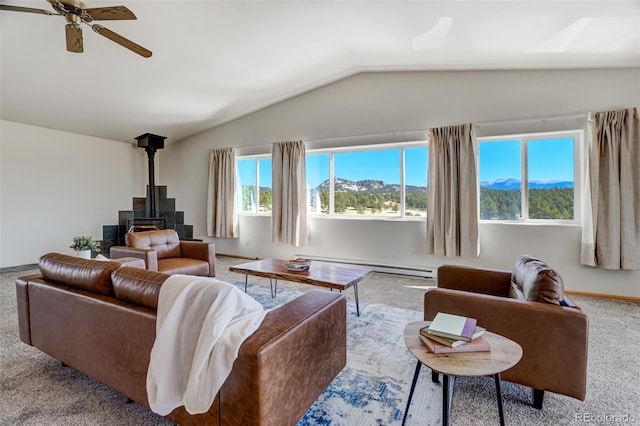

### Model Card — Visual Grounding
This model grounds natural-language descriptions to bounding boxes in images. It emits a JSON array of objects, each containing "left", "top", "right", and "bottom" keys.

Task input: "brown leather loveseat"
[
  {"left": 16, "top": 253, "right": 347, "bottom": 425},
  {"left": 110, "top": 229, "right": 216, "bottom": 276},
  {"left": 424, "top": 255, "right": 589, "bottom": 409}
]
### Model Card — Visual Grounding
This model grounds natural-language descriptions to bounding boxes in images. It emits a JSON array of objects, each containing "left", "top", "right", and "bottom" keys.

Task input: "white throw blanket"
[{"left": 146, "top": 274, "right": 266, "bottom": 415}]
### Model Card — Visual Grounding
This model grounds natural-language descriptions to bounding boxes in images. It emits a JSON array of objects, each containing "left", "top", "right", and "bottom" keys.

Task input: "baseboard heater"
[{"left": 294, "top": 255, "right": 435, "bottom": 279}]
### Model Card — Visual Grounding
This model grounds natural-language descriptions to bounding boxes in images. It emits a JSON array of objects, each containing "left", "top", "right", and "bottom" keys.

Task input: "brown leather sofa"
[
  {"left": 16, "top": 253, "right": 347, "bottom": 426},
  {"left": 424, "top": 257, "right": 589, "bottom": 409},
  {"left": 110, "top": 229, "right": 216, "bottom": 276}
]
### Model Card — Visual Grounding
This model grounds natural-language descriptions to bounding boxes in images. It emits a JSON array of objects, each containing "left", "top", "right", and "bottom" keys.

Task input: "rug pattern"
[{"left": 235, "top": 282, "right": 440, "bottom": 426}]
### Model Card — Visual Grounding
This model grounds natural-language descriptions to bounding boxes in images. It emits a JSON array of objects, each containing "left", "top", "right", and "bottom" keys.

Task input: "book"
[
  {"left": 419, "top": 327, "right": 467, "bottom": 348},
  {"left": 425, "top": 323, "right": 485, "bottom": 343},
  {"left": 420, "top": 334, "right": 491, "bottom": 354},
  {"left": 426, "top": 312, "right": 479, "bottom": 342}
]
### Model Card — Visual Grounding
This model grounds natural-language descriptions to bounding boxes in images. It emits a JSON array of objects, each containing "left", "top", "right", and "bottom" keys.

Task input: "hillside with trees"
[{"left": 241, "top": 178, "right": 573, "bottom": 219}]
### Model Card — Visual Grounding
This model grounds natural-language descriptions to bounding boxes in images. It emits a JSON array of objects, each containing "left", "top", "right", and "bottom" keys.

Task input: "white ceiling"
[{"left": 1, "top": 0, "right": 639, "bottom": 143}]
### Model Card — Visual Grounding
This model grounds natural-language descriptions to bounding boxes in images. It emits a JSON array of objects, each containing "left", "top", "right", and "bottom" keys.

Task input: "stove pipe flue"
[{"left": 135, "top": 133, "right": 167, "bottom": 219}]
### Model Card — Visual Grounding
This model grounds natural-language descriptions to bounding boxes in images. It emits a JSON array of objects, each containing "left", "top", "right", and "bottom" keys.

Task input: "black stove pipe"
[{"left": 135, "top": 133, "right": 167, "bottom": 218}]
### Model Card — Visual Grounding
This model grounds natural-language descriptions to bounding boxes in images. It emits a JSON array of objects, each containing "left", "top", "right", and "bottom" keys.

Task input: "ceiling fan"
[{"left": 0, "top": 0, "right": 152, "bottom": 57}]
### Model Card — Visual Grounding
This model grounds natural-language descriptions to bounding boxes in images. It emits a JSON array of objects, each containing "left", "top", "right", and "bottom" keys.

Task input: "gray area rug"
[{"left": 1, "top": 267, "right": 639, "bottom": 425}]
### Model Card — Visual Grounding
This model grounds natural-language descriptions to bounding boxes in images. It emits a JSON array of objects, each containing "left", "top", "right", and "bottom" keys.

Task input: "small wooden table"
[
  {"left": 229, "top": 258, "right": 373, "bottom": 316},
  {"left": 402, "top": 321, "right": 522, "bottom": 426}
]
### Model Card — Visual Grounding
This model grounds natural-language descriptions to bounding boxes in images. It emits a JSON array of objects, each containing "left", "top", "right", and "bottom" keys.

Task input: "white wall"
[
  {"left": 163, "top": 69, "right": 640, "bottom": 298},
  {"left": 0, "top": 120, "right": 148, "bottom": 267}
]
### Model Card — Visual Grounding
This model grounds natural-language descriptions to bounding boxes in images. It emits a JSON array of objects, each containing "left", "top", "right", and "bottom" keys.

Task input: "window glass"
[
  {"left": 237, "top": 158, "right": 257, "bottom": 213},
  {"left": 306, "top": 153, "right": 330, "bottom": 215},
  {"left": 479, "top": 140, "right": 521, "bottom": 220},
  {"left": 404, "top": 147, "right": 428, "bottom": 217},
  {"left": 333, "top": 149, "right": 401, "bottom": 216},
  {"left": 237, "top": 143, "right": 428, "bottom": 219},
  {"left": 527, "top": 137, "right": 574, "bottom": 219},
  {"left": 258, "top": 158, "right": 272, "bottom": 213}
]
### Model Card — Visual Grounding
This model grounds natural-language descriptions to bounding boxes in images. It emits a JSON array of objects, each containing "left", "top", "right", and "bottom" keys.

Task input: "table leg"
[
  {"left": 354, "top": 282, "right": 360, "bottom": 317},
  {"left": 494, "top": 373, "right": 505, "bottom": 426},
  {"left": 402, "top": 361, "right": 422, "bottom": 426},
  {"left": 244, "top": 275, "right": 248, "bottom": 293},
  {"left": 269, "top": 278, "right": 278, "bottom": 298},
  {"left": 442, "top": 374, "right": 453, "bottom": 426}
]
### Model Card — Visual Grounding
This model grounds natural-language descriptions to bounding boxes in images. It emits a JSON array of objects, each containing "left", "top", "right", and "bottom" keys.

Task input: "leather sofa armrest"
[
  {"left": 180, "top": 241, "right": 216, "bottom": 277},
  {"left": 424, "top": 288, "right": 589, "bottom": 401},
  {"left": 437, "top": 264, "right": 512, "bottom": 297},
  {"left": 110, "top": 246, "right": 158, "bottom": 271},
  {"left": 15, "top": 274, "right": 42, "bottom": 345},
  {"left": 219, "top": 291, "right": 347, "bottom": 426}
]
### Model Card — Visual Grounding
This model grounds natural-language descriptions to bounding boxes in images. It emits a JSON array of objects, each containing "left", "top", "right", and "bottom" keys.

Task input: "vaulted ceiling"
[{"left": 1, "top": 0, "right": 638, "bottom": 143}]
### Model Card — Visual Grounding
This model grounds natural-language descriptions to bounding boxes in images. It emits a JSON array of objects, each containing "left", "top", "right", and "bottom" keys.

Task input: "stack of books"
[
  {"left": 285, "top": 258, "right": 311, "bottom": 272},
  {"left": 419, "top": 312, "right": 490, "bottom": 354}
]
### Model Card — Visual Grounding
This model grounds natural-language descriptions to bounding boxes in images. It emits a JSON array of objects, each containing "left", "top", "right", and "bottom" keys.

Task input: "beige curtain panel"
[
  {"left": 271, "top": 140, "right": 309, "bottom": 246},
  {"left": 426, "top": 123, "right": 479, "bottom": 258},
  {"left": 581, "top": 107, "right": 640, "bottom": 270},
  {"left": 206, "top": 147, "right": 238, "bottom": 238}
]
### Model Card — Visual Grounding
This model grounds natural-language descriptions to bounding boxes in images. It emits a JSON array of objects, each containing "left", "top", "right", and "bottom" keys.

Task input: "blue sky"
[
  {"left": 307, "top": 148, "right": 428, "bottom": 188},
  {"left": 480, "top": 137, "right": 574, "bottom": 182}
]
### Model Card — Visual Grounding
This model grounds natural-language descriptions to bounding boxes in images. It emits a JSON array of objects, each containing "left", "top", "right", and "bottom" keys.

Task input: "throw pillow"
[
  {"left": 508, "top": 282, "right": 527, "bottom": 301},
  {"left": 511, "top": 255, "right": 566, "bottom": 305}
]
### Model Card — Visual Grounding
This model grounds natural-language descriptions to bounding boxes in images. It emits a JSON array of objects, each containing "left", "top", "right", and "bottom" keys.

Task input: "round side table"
[{"left": 402, "top": 321, "right": 523, "bottom": 426}]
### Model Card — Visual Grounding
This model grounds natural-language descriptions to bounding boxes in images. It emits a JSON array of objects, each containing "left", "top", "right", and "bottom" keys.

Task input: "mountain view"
[
  {"left": 242, "top": 177, "right": 574, "bottom": 219},
  {"left": 480, "top": 179, "right": 574, "bottom": 220},
  {"left": 480, "top": 178, "right": 573, "bottom": 189}
]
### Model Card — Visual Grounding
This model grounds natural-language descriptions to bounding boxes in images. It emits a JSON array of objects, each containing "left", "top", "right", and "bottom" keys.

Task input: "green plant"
[{"left": 69, "top": 235, "right": 99, "bottom": 252}]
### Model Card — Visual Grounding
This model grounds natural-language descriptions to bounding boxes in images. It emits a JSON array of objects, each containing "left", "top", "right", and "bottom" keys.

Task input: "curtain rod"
[
  {"left": 235, "top": 113, "right": 588, "bottom": 150},
  {"left": 474, "top": 113, "right": 588, "bottom": 127},
  {"left": 235, "top": 129, "right": 428, "bottom": 151}
]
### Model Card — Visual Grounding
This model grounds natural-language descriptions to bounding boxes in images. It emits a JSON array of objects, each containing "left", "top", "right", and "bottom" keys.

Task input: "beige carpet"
[{"left": 1, "top": 256, "right": 639, "bottom": 425}]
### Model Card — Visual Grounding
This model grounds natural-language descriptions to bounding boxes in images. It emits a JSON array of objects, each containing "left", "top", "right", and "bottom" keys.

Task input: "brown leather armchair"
[
  {"left": 110, "top": 229, "right": 215, "bottom": 276},
  {"left": 424, "top": 260, "right": 588, "bottom": 409}
]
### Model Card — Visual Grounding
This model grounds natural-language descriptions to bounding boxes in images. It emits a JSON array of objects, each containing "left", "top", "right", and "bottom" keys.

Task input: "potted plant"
[{"left": 69, "top": 235, "right": 100, "bottom": 259}]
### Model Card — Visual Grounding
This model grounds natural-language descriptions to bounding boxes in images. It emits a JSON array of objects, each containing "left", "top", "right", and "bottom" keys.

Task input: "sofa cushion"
[
  {"left": 39, "top": 253, "right": 120, "bottom": 296},
  {"left": 126, "top": 229, "right": 181, "bottom": 260},
  {"left": 511, "top": 255, "right": 566, "bottom": 305},
  {"left": 111, "top": 266, "right": 168, "bottom": 310}
]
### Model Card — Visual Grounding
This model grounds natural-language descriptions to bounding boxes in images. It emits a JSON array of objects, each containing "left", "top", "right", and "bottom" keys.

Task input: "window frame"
[
  {"left": 236, "top": 140, "right": 428, "bottom": 220},
  {"left": 477, "top": 129, "right": 583, "bottom": 225},
  {"left": 307, "top": 141, "right": 427, "bottom": 220},
  {"left": 236, "top": 154, "right": 272, "bottom": 215}
]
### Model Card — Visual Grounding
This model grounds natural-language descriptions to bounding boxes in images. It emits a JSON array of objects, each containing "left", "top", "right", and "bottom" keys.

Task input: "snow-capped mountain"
[{"left": 480, "top": 178, "right": 573, "bottom": 189}]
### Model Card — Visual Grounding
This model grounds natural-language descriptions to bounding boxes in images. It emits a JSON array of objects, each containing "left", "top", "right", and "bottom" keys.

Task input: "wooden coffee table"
[
  {"left": 402, "top": 321, "right": 523, "bottom": 426},
  {"left": 229, "top": 258, "right": 372, "bottom": 316}
]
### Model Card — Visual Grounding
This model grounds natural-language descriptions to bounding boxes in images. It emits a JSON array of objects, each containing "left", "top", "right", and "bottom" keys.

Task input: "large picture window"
[
  {"left": 238, "top": 142, "right": 428, "bottom": 219},
  {"left": 478, "top": 131, "right": 580, "bottom": 222}
]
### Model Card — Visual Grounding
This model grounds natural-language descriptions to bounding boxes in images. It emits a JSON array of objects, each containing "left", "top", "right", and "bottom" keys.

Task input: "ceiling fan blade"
[
  {"left": 91, "top": 24, "right": 152, "bottom": 58},
  {"left": 0, "top": 4, "right": 57, "bottom": 15},
  {"left": 84, "top": 6, "right": 136, "bottom": 21},
  {"left": 65, "top": 24, "right": 83, "bottom": 53}
]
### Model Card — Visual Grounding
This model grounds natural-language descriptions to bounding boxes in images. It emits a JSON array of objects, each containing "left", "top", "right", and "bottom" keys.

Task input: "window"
[
  {"left": 404, "top": 147, "right": 428, "bottom": 217},
  {"left": 333, "top": 149, "right": 401, "bottom": 216},
  {"left": 306, "top": 144, "right": 427, "bottom": 218},
  {"left": 237, "top": 143, "right": 428, "bottom": 219},
  {"left": 306, "top": 153, "right": 329, "bottom": 214},
  {"left": 479, "top": 131, "right": 580, "bottom": 222},
  {"left": 236, "top": 157, "right": 272, "bottom": 214}
]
